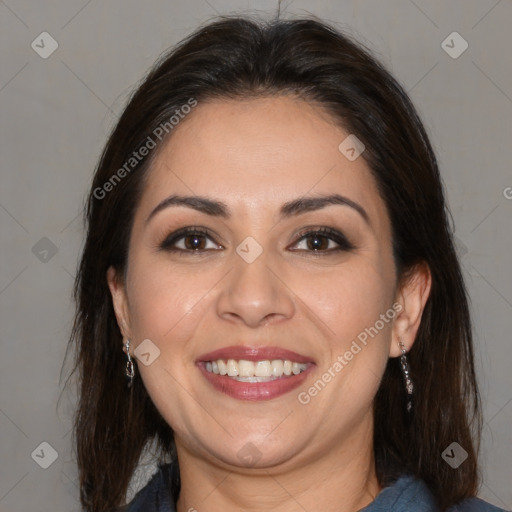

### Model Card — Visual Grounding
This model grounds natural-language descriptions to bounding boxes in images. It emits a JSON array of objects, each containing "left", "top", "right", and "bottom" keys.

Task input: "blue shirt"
[{"left": 123, "top": 462, "right": 509, "bottom": 512}]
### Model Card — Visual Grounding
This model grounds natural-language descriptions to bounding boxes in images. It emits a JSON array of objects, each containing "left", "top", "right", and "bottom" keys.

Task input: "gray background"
[{"left": 0, "top": 0, "right": 511, "bottom": 510}]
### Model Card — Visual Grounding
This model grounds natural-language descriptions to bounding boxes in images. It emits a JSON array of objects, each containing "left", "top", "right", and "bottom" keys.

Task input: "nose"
[{"left": 215, "top": 249, "right": 296, "bottom": 328}]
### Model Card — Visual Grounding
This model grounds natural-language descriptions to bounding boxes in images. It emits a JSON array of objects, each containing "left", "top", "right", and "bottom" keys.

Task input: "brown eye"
[
  {"left": 304, "top": 234, "right": 330, "bottom": 251},
  {"left": 160, "top": 227, "right": 222, "bottom": 253},
  {"left": 290, "top": 227, "right": 354, "bottom": 253},
  {"left": 182, "top": 233, "right": 207, "bottom": 250}
]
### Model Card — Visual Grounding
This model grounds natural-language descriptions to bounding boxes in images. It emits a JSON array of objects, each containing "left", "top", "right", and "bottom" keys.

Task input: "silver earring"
[
  {"left": 398, "top": 338, "right": 414, "bottom": 413},
  {"left": 125, "top": 339, "right": 135, "bottom": 388}
]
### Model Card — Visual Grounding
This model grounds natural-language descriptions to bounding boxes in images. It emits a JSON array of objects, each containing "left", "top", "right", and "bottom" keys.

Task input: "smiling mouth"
[
  {"left": 195, "top": 345, "right": 315, "bottom": 400},
  {"left": 203, "top": 358, "right": 309, "bottom": 381}
]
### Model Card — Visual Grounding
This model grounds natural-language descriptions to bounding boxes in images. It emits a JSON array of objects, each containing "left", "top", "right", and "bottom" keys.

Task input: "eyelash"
[{"left": 159, "top": 226, "right": 355, "bottom": 255}]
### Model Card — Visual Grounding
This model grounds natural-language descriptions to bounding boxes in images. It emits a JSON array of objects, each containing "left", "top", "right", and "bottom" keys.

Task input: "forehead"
[{"left": 138, "top": 95, "right": 387, "bottom": 226}]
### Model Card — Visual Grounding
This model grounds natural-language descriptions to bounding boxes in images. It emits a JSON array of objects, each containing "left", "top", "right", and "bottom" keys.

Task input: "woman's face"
[{"left": 108, "top": 95, "right": 415, "bottom": 470}]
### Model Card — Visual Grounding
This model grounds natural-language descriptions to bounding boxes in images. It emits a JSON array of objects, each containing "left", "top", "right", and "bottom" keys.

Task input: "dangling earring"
[
  {"left": 398, "top": 338, "right": 414, "bottom": 413},
  {"left": 125, "top": 339, "right": 135, "bottom": 388}
]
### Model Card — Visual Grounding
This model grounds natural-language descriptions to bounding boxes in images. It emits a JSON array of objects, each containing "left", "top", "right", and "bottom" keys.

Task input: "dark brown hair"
[{"left": 65, "top": 14, "right": 482, "bottom": 512}]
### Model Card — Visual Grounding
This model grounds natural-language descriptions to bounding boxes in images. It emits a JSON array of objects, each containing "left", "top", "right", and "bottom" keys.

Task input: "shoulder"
[
  {"left": 360, "top": 473, "right": 438, "bottom": 511},
  {"left": 120, "top": 466, "right": 509, "bottom": 512},
  {"left": 448, "top": 497, "right": 509, "bottom": 512},
  {"left": 361, "top": 474, "right": 509, "bottom": 512},
  {"left": 121, "top": 463, "right": 176, "bottom": 512}
]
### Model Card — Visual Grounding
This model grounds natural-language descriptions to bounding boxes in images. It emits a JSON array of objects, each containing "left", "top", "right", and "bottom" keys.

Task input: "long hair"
[{"left": 65, "top": 15, "right": 482, "bottom": 512}]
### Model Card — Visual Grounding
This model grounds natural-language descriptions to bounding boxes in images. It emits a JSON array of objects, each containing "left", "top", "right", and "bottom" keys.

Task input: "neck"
[{"left": 174, "top": 415, "right": 381, "bottom": 512}]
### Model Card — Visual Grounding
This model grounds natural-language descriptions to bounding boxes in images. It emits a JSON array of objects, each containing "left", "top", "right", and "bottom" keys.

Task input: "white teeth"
[
  {"left": 255, "top": 360, "right": 272, "bottom": 377},
  {"left": 238, "top": 360, "right": 255, "bottom": 377},
  {"left": 232, "top": 376, "right": 276, "bottom": 382},
  {"left": 271, "top": 359, "right": 284, "bottom": 377},
  {"left": 227, "top": 359, "right": 238, "bottom": 376},
  {"left": 217, "top": 359, "right": 227, "bottom": 375},
  {"left": 204, "top": 359, "right": 307, "bottom": 378}
]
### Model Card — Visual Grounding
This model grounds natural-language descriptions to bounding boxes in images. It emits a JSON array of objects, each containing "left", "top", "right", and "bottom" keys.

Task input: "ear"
[
  {"left": 106, "top": 265, "right": 132, "bottom": 345},
  {"left": 389, "top": 262, "right": 432, "bottom": 357}
]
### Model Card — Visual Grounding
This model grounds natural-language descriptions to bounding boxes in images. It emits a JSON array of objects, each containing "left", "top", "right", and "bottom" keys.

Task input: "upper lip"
[{"left": 196, "top": 345, "right": 314, "bottom": 364}]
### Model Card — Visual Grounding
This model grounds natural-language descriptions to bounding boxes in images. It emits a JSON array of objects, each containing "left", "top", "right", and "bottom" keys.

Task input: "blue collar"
[{"left": 124, "top": 462, "right": 507, "bottom": 512}]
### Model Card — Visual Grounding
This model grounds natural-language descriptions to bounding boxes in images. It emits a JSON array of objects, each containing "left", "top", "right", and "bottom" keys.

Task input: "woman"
[{"left": 67, "top": 15, "right": 507, "bottom": 512}]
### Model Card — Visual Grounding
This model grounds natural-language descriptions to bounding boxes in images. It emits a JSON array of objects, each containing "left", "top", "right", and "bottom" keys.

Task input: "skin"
[{"left": 107, "top": 95, "right": 431, "bottom": 512}]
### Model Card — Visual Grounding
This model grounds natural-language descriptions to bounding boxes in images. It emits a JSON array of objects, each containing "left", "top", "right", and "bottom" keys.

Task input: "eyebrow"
[{"left": 145, "top": 193, "right": 370, "bottom": 226}]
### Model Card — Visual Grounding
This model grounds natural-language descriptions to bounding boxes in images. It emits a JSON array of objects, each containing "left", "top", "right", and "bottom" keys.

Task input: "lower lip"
[{"left": 197, "top": 362, "right": 314, "bottom": 401}]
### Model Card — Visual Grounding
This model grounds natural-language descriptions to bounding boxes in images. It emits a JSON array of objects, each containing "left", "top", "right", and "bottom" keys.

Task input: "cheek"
[
  {"left": 293, "top": 258, "right": 394, "bottom": 342},
  {"left": 126, "top": 258, "right": 214, "bottom": 340},
  {"left": 124, "top": 256, "right": 222, "bottom": 402},
  {"left": 291, "top": 256, "right": 395, "bottom": 409},
  {"left": 124, "top": 261, "right": 210, "bottom": 426}
]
